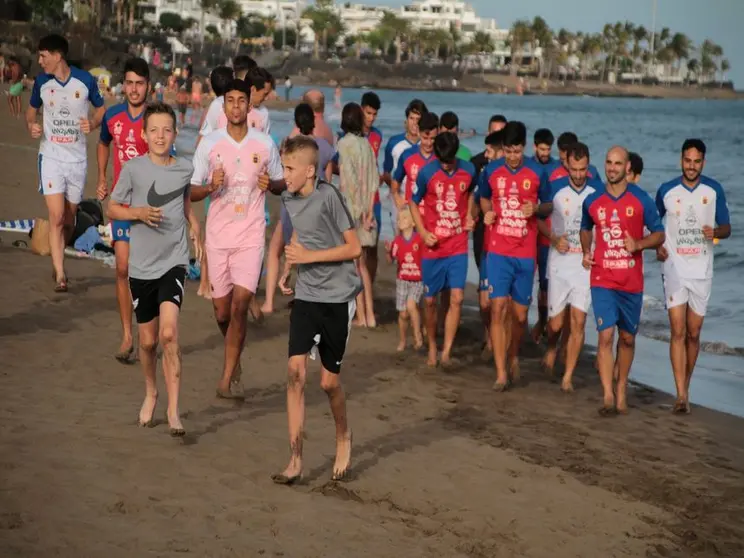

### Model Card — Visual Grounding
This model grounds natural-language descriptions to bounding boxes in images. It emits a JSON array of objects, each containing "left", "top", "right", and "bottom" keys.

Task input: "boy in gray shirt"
[
  {"left": 108, "top": 102, "right": 202, "bottom": 438},
  {"left": 272, "top": 136, "right": 362, "bottom": 486}
]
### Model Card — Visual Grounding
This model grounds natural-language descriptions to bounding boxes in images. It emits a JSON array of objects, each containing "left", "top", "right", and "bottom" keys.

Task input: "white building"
[
  {"left": 139, "top": 0, "right": 225, "bottom": 34},
  {"left": 237, "top": 0, "right": 307, "bottom": 26}
]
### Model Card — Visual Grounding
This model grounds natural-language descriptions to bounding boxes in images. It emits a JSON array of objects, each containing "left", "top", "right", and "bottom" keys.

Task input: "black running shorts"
[
  {"left": 129, "top": 266, "right": 186, "bottom": 324},
  {"left": 288, "top": 299, "right": 355, "bottom": 374}
]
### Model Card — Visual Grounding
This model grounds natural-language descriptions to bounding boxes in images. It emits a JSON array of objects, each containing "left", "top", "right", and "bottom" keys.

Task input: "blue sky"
[{"left": 362, "top": 0, "right": 743, "bottom": 88}]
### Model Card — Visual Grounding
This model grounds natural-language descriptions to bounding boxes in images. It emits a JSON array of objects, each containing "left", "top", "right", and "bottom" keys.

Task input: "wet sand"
[{"left": 1, "top": 104, "right": 744, "bottom": 557}]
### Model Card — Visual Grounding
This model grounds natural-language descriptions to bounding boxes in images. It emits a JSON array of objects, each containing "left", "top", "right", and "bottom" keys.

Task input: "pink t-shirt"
[
  {"left": 200, "top": 98, "right": 272, "bottom": 136},
  {"left": 247, "top": 106, "right": 271, "bottom": 134},
  {"left": 192, "top": 128, "right": 283, "bottom": 250}
]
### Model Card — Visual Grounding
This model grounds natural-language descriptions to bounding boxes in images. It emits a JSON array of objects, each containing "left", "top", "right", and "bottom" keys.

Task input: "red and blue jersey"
[
  {"left": 411, "top": 159, "right": 477, "bottom": 259},
  {"left": 477, "top": 157, "right": 549, "bottom": 260},
  {"left": 581, "top": 184, "right": 663, "bottom": 293},
  {"left": 393, "top": 145, "right": 437, "bottom": 203},
  {"left": 390, "top": 232, "right": 423, "bottom": 281},
  {"left": 100, "top": 103, "right": 148, "bottom": 188}
]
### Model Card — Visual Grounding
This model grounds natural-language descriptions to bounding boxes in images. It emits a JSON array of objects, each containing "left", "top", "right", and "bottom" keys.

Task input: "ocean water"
[{"left": 176, "top": 87, "right": 744, "bottom": 418}]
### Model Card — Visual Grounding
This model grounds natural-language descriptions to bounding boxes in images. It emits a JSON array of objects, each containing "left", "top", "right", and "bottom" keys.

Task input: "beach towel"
[{"left": 337, "top": 134, "right": 379, "bottom": 247}]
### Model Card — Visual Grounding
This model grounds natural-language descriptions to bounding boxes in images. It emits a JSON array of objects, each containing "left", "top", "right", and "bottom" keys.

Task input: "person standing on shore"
[
  {"left": 479, "top": 121, "right": 549, "bottom": 390},
  {"left": 410, "top": 132, "right": 476, "bottom": 367},
  {"left": 290, "top": 90, "right": 334, "bottom": 145},
  {"left": 190, "top": 79, "right": 285, "bottom": 399},
  {"left": 655, "top": 139, "right": 731, "bottom": 414},
  {"left": 107, "top": 102, "right": 202, "bottom": 436},
  {"left": 27, "top": 34, "right": 105, "bottom": 293},
  {"left": 272, "top": 136, "right": 361, "bottom": 485},
  {"left": 360, "top": 92, "right": 384, "bottom": 283},
  {"left": 96, "top": 57, "right": 151, "bottom": 363},
  {"left": 580, "top": 146, "right": 665, "bottom": 416},
  {"left": 283, "top": 76, "right": 292, "bottom": 101}
]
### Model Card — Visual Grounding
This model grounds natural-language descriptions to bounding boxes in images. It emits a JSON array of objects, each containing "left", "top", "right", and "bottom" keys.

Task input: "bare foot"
[
  {"left": 138, "top": 392, "right": 158, "bottom": 426},
  {"left": 332, "top": 431, "right": 352, "bottom": 481},
  {"left": 508, "top": 358, "right": 521, "bottom": 384},
  {"left": 367, "top": 318, "right": 377, "bottom": 329},
  {"left": 426, "top": 347, "right": 438, "bottom": 367},
  {"left": 115, "top": 337, "right": 134, "bottom": 363},
  {"left": 396, "top": 341, "right": 406, "bottom": 352},
  {"left": 413, "top": 337, "right": 424, "bottom": 350},
  {"left": 352, "top": 319, "right": 367, "bottom": 328},
  {"left": 166, "top": 408, "right": 185, "bottom": 436},
  {"left": 530, "top": 322, "right": 545, "bottom": 344},
  {"left": 560, "top": 377, "right": 574, "bottom": 393},
  {"left": 272, "top": 460, "right": 303, "bottom": 485},
  {"left": 541, "top": 352, "right": 557, "bottom": 380},
  {"left": 260, "top": 301, "right": 274, "bottom": 315}
]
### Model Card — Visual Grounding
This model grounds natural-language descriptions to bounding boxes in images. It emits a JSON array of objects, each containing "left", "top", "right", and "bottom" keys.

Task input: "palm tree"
[
  {"left": 200, "top": 0, "right": 220, "bottom": 45},
  {"left": 218, "top": 0, "right": 241, "bottom": 41},
  {"left": 530, "top": 16, "right": 553, "bottom": 79},
  {"left": 578, "top": 33, "right": 601, "bottom": 80},
  {"left": 720, "top": 58, "right": 730, "bottom": 85},
  {"left": 686, "top": 58, "right": 699, "bottom": 85},
  {"left": 668, "top": 32, "right": 690, "bottom": 76},
  {"left": 508, "top": 19, "right": 531, "bottom": 75},
  {"left": 700, "top": 39, "right": 718, "bottom": 83},
  {"left": 600, "top": 23, "right": 615, "bottom": 81},
  {"left": 378, "top": 12, "right": 410, "bottom": 64},
  {"left": 631, "top": 24, "right": 647, "bottom": 73}
]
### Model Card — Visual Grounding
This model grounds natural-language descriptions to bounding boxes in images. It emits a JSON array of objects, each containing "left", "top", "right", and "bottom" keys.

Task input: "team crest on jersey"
[
  {"left": 459, "top": 181, "right": 467, "bottom": 192},
  {"left": 598, "top": 207, "right": 606, "bottom": 220},
  {"left": 523, "top": 179, "right": 531, "bottom": 190},
  {"left": 75, "top": 90, "right": 80, "bottom": 99},
  {"left": 113, "top": 120, "right": 123, "bottom": 136},
  {"left": 435, "top": 181, "right": 444, "bottom": 195},
  {"left": 497, "top": 177, "right": 506, "bottom": 189},
  {"left": 702, "top": 196, "right": 709, "bottom": 205},
  {"left": 252, "top": 153, "right": 260, "bottom": 165},
  {"left": 413, "top": 243, "right": 419, "bottom": 251},
  {"left": 626, "top": 206, "right": 634, "bottom": 217}
]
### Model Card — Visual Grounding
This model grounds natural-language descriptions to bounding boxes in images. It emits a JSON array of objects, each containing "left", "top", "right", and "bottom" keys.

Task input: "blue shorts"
[
  {"left": 478, "top": 252, "right": 488, "bottom": 292},
  {"left": 112, "top": 219, "right": 130, "bottom": 243},
  {"left": 486, "top": 253, "right": 535, "bottom": 306},
  {"left": 373, "top": 200, "right": 382, "bottom": 239},
  {"left": 537, "top": 244, "right": 550, "bottom": 292},
  {"left": 422, "top": 254, "right": 468, "bottom": 297},
  {"left": 591, "top": 287, "right": 643, "bottom": 335}
]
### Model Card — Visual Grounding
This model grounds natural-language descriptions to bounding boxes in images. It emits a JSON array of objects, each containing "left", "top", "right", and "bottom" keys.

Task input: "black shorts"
[
  {"left": 473, "top": 217, "right": 485, "bottom": 272},
  {"left": 178, "top": 103, "right": 188, "bottom": 114},
  {"left": 288, "top": 299, "right": 355, "bottom": 374},
  {"left": 129, "top": 266, "right": 186, "bottom": 324}
]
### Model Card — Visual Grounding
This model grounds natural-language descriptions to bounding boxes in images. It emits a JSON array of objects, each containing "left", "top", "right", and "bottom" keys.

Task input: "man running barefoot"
[
  {"left": 538, "top": 143, "right": 602, "bottom": 391},
  {"left": 580, "top": 146, "right": 664, "bottom": 416},
  {"left": 272, "top": 136, "right": 361, "bottom": 485},
  {"left": 97, "top": 57, "right": 151, "bottom": 363},
  {"left": 479, "top": 122, "right": 550, "bottom": 390},
  {"left": 191, "top": 80, "right": 284, "bottom": 399},
  {"left": 655, "top": 139, "right": 731, "bottom": 414},
  {"left": 410, "top": 132, "right": 476, "bottom": 367},
  {"left": 107, "top": 102, "right": 202, "bottom": 436},
  {"left": 27, "top": 34, "right": 105, "bottom": 292}
]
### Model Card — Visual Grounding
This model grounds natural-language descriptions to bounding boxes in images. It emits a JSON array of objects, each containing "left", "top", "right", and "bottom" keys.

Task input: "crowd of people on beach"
[{"left": 24, "top": 33, "right": 732, "bottom": 483}]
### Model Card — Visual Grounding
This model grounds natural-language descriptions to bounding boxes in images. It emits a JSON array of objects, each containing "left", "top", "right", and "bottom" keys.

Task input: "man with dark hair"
[
  {"left": 392, "top": 112, "right": 438, "bottom": 211},
  {"left": 27, "top": 33, "right": 105, "bottom": 293},
  {"left": 628, "top": 152, "right": 644, "bottom": 183},
  {"left": 533, "top": 128, "right": 555, "bottom": 167},
  {"left": 197, "top": 65, "right": 234, "bottom": 146},
  {"left": 107, "top": 101, "right": 202, "bottom": 437},
  {"left": 410, "top": 132, "right": 476, "bottom": 367},
  {"left": 581, "top": 146, "right": 665, "bottom": 416},
  {"left": 360, "top": 91, "right": 384, "bottom": 281},
  {"left": 96, "top": 57, "right": 152, "bottom": 362},
  {"left": 655, "top": 139, "right": 731, "bottom": 414},
  {"left": 489, "top": 114, "right": 507, "bottom": 132},
  {"left": 246, "top": 66, "right": 273, "bottom": 133},
  {"left": 479, "top": 121, "right": 550, "bottom": 390},
  {"left": 440, "top": 111, "right": 472, "bottom": 161},
  {"left": 190, "top": 79, "right": 285, "bottom": 399},
  {"left": 537, "top": 142, "right": 602, "bottom": 392},
  {"left": 233, "top": 54, "right": 257, "bottom": 79}
]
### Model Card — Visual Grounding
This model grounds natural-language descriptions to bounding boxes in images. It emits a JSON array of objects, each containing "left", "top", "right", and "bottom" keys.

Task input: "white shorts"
[
  {"left": 38, "top": 154, "right": 86, "bottom": 205},
  {"left": 548, "top": 274, "right": 591, "bottom": 318},
  {"left": 663, "top": 271, "right": 711, "bottom": 317}
]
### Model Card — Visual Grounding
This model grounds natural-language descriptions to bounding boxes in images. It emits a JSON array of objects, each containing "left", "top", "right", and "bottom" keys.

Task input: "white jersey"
[
  {"left": 247, "top": 105, "right": 272, "bottom": 135},
  {"left": 546, "top": 178, "right": 600, "bottom": 282},
  {"left": 30, "top": 67, "right": 104, "bottom": 163},
  {"left": 199, "top": 96, "right": 225, "bottom": 137},
  {"left": 656, "top": 175, "right": 730, "bottom": 280}
]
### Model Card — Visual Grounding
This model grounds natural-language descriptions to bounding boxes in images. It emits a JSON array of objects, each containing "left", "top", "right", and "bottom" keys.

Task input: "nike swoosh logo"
[{"left": 147, "top": 181, "right": 187, "bottom": 207}]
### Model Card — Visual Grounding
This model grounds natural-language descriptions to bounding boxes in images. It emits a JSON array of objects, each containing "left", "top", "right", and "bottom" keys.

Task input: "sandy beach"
[{"left": 1, "top": 98, "right": 744, "bottom": 558}]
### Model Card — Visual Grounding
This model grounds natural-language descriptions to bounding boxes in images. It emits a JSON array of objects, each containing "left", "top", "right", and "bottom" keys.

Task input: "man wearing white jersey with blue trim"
[
  {"left": 655, "top": 139, "right": 731, "bottom": 414},
  {"left": 26, "top": 34, "right": 105, "bottom": 292}
]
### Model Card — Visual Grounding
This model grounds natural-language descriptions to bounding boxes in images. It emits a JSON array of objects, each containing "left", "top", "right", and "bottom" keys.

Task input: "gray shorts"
[{"left": 396, "top": 279, "right": 424, "bottom": 311}]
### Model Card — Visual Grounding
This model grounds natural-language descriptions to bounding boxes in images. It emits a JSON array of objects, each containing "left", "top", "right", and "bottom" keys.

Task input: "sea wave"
[{"left": 641, "top": 329, "right": 744, "bottom": 357}]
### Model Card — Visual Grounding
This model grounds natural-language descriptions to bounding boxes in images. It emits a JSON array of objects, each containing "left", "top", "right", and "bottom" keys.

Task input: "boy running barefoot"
[
  {"left": 107, "top": 102, "right": 202, "bottom": 436},
  {"left": 385, "top": 207, "right": 424, "bottom": 351},
  {"left": 272, "top": 136, "right": 362, "bottom": 485}
]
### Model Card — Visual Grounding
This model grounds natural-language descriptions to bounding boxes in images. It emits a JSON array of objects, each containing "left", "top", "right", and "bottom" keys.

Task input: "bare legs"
[
  {"left": 261, "top": 224, "right": 284, "bottom": 314},
  {"left": 596, "top": 327, "right": 635, "bottom": 414},
  {"left": 397, "top": 297, "right": 423, "bottom": 351},
  {"left": 669, "top": 304, "right": 704, "bottom": 413},
  {"left": 354, "top": 252, "right": 376, "bottom": 328},
  {"left": 212, "top": 286, "right": 253, "bottom": 395},
  {"left": 114, "top": 240, "right": 134, "bottom": 359},
  {"left": 44, "top": 194, "right": 76, "bottom": 287}
]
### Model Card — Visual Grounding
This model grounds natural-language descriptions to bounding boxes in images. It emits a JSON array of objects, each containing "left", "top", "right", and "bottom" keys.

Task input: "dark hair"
[
  {"left": 405, "top": 99, "right": 427, "bottom": 117},
  {"left": 485, "top": 129, "right": 504, "bottom": 148},
  {"left": 440, "top": 111, "right": 459, "bottom": 130},
  {"left": 682, "top": 138, "right": 706, "bottom": 157},
  {"left": 38, "top": 34, "right": 68, "bottom": 58},
  {"left": 233, "top": 55, "right": 257, "bottom": 74},
  {"left": 361, "top": 91, "right": 381, "bottom": 111},
  {"left": 283, "top": 135, "right": 319, "bottom": 169},
  {"left": 143, "top": 101, "right": 177, "bottom": 128},
  {"left": 502, "top": 121, "right": 527, "bottom": 147},
  {"left": 557, "top": 132, "right": 579, "bottom": 152},
  {"left": 566, "top": 142, "right": 590, "bottom": 163},
  {"left": 434, "top": 132, "right": 460, "bottom": 163},
  {"left": 628, "top": 152, "right": 644, "bottom": 176},
  {"left": 341, "top": 102, "right": 364, "bottom": 136},
  {"left": 294, "top": 103, "right": 315, "bottom": 136},
  {"left": 224, "top": 78, "right": 251, "bottom": 98},
  {"left": 489, "top": 114, "right": 507, "bottom": 125},
  {"left": 534, "top": 128, "right": 554, "bottom": 147},
  {"left": 246, "top": 67, "right": 272, "bottom": 91},
  {"left": 210, "top": 66, "right": 234, "bottom": 97},
  {"left": 419, "top": 112, "right": 439, "bottom": 133},
  {"left": 123, "top": 57, "right": 150, "bottom": 83}
]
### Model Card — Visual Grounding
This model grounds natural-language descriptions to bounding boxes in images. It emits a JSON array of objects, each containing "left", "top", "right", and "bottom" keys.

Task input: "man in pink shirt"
[
  {"left": 191, "top": 79, "right": 285, "bottom": 398},
  {"left": 290, "top": 89, "right": 334, "bottom": 145}
]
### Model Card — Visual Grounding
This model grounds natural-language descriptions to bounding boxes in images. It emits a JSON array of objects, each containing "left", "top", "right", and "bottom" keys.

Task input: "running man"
[
  {"left": 410, "top": 132, "right": 476, "bottom": 367},
  {"left": 97, "top": 57, "right": 151, "bottom": 362},
  {"left": 246, "top": 67, "right": 273, "bottom": 133},
  {"left": 538, "top": 142, "right": 603, "bottom": 391},
  {"left": 197, "top": 65, "right": 235, "bottom": 148},
  {"left": 272, "top": 136, "right": 360, "bottom": 485},
  {"left": 107, "top": 102, "right": 202, "bottom": 436},
  {"left": 391, "top": 112, "right": 439, "bottom": 211},
  {"left": 655, "top": 139, "right": 731, "bottom": 414},
  {"left": 191, "top": 79, "right": 285, "bottom": 398},
  {"left": 580, "top": 146, "right": 665, "bottom": 415},
  {"left": 479, "top": 121, "right": 549, "bottom": 390},
  {"left": 532, "top": 128, "right": 555, "bottom": 167},
  {"left": 27, "top": 34, "right": 105, "bottom": 292}
]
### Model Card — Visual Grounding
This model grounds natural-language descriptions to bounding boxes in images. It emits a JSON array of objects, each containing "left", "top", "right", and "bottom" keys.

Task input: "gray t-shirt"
[
  {"left": 281, "top": 180, "right": 362, "bottom": 303},
  {"left": 112, "top": 155, "right": 193, "bottom": 280}
]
